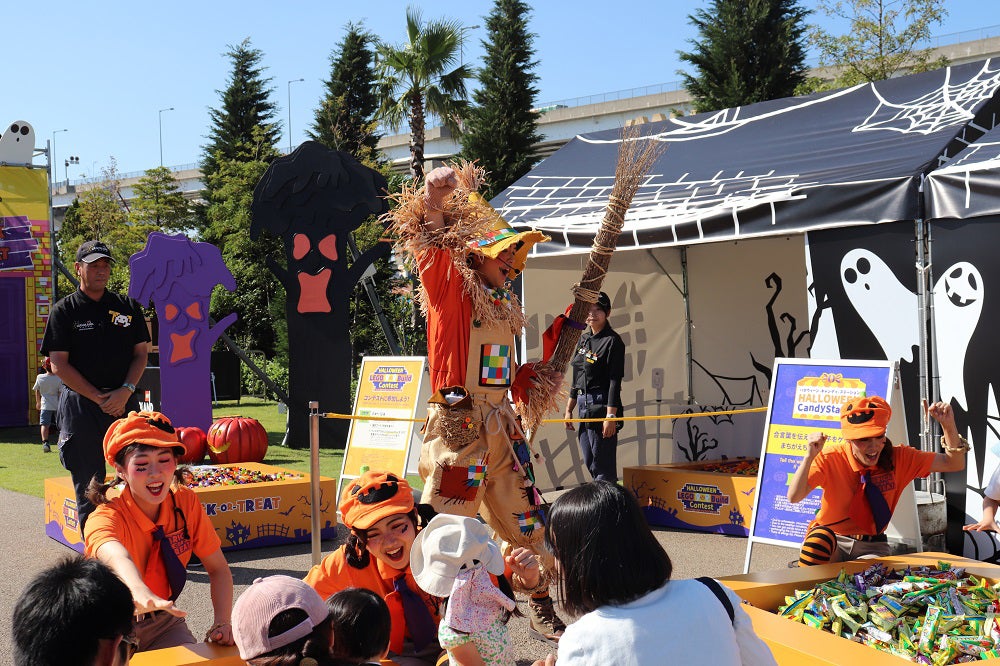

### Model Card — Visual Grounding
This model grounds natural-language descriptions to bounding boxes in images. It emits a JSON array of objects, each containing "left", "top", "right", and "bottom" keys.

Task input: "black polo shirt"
[
  {"left": 41, "top": 289, "right": 150, "bottom": 390},
  {"left": 571, "top": 325, "right": 625, "bottom": 408}
]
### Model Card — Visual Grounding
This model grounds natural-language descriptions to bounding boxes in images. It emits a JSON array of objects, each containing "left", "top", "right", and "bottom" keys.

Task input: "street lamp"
[
  {"left": 461, "top": 24, "right": 480, "bottom": 65},
  {"left": 287, "top": 78, "right": 305, "bottom": 154},
  {"left": 64, "top": 156, "right": 79, "bottom": 186},
  {"left": 158, "top": 107, "right": 174, "bottom": 167},
  {"left": 51, "top": 129, "right": 67, "bottom": 186}
]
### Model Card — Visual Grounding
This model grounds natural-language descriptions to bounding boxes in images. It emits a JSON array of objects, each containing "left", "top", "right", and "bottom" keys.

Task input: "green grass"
[{"left": 0, "top": 398, "right": 348, "bottom": 499}]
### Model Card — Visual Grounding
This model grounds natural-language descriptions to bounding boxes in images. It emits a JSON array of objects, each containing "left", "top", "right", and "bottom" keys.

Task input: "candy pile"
[
  {"left": 696, "top": 459, "right": 759, "bottom": 476},
  {"left": 180, "top": 465, "right": 302, "bottom": 488},
  {"left": 779, "top": 562, "right": 1000, "bottom": 663}
]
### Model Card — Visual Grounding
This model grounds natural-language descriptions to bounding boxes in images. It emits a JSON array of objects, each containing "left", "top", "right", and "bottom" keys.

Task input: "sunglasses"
[{"left": 118, "top": 632, "right": 138, "bottom": 663}]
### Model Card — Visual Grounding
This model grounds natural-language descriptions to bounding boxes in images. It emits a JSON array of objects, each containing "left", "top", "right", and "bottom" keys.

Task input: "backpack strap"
[{"left": 696, "top": 576, "right": 735, "bottom": 625}]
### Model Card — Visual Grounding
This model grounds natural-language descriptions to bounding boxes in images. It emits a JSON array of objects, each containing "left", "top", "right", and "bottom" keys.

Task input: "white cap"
[{"left": 410, "top": 514, "right": 505, "bottom": 598}]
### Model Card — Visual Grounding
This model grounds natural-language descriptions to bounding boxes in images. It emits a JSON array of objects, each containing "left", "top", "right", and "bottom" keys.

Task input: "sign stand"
[
  {"left": 743, "top": 358, "right": 920, "bottom": 573},
  {"left": 337, "top": 357, "right": 428, "bottom": 504}
]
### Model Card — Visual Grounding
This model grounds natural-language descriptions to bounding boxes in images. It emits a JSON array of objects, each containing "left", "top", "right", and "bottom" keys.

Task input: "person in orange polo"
[
  {"left": 84, "top": 410, "right": 235, "bottom": 651},
  {"left": 787, "top": 395, "right": 967, "bottom": 566},
  {"left": 305, "top": 471, "right": 541, "bottom": 666}
]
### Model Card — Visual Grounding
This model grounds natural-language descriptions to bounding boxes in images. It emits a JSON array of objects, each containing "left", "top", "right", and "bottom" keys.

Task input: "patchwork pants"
[{"left": 418, "top": 393, "right": 553, "bottom": 578}]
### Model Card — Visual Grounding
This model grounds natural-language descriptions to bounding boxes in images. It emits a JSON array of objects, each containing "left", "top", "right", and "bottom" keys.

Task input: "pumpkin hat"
[
  {"left": 464, "top": 192, "right": 549, "bottom": 280},
  {"left": 104, "top": 410, "right": 185, "bottom": 466},
  {"left": 840, "top": 395, "right": 892, "bottom": 440}
]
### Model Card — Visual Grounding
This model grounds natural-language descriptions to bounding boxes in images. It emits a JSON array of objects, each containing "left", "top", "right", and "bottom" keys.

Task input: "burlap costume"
[{"left": 386, "top": 165, "right": 554, "bottom": 591}]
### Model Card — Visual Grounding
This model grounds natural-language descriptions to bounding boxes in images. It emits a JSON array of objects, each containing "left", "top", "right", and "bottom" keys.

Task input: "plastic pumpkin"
[
  {"left": 176, "top": 426, "right": 208, "bottom": 464},
  {"left": 206, "top": 416, "right": 268, "bottom": 464}
]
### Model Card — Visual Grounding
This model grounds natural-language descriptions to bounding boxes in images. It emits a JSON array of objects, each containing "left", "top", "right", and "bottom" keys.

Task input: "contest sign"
[
  {"left": 743, "top": 358, "right": 915, "bottom": 572},
  {"left": 339, "top": 357, "right": 427, "bottom": 497}
]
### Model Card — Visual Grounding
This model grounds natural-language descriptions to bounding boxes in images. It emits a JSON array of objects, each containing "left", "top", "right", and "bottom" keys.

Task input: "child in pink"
[{"left": 411, "top": 514, "right": 519, "bottom": 665}]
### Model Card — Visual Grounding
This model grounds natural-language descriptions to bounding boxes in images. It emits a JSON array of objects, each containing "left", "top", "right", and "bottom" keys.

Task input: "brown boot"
[{"left": 527, "top": 594, "right": 566, "bottom": 645}]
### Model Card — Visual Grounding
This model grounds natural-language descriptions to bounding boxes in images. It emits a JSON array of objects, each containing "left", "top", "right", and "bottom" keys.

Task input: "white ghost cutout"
[
  {"left": 840, "top": 248, "right": 919, "bottom": 364},
  {"left": 0, "top": 120, "right": 35, "bottom": 165},
  {"left": 933, "top": 261, "right": 983, "bottom": 410}
]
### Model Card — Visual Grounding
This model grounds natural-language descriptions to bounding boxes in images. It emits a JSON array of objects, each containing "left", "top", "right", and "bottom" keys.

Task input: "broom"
[{"left": 519, "top": 125, "right": 664, "bottom": 436}]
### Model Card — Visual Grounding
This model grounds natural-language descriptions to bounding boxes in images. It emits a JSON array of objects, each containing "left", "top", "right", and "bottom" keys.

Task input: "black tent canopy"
[
  {"left": 926, "top": 121, "right": 1000, "bottom": 221},
  {"left": 493, "top": 59, "right": 1000, "bottom": 256}
]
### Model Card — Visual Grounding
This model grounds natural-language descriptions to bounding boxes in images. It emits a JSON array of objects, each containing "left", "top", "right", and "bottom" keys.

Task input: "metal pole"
[
  {"left": 51, "top": 129, "right": 66, "bottom": 189},
  {"left": 287, "top": 78, "right": 304, "bottom": 154},
  {"left": 309, "top": 400, "right": 322, "bottom": 566}
]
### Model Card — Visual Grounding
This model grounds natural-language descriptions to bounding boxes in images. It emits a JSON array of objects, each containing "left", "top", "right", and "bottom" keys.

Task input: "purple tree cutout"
[{"left": 129, "top": 232, "right": 237, "bottom": 431}]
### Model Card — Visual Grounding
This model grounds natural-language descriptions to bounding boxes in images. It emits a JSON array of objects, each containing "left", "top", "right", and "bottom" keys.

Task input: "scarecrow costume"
[{"left": 386, "top": 163, "right": 566, "bottom": 642}]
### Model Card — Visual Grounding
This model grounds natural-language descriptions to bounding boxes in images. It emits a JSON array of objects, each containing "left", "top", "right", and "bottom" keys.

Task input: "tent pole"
[
  {"left": 914, "top": 213, "right": 941, "bottom": 492},
  {"left": 681, "top": 247, "right": 693, "bottom": 404}
]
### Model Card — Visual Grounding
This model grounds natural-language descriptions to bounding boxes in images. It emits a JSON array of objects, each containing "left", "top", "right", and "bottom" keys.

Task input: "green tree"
[
  {"left": 376, "top": 7, "right": 471, "bottom": 180},
  {"left": 679, "top": 0, "right": 810, "bottom": 113},
  {"left": 461, "top": 0, "right": 542, "bottom": 200},
  {"left": 129, "top": 166, "right": 193, "bottom": 230},
  {"left": 201, "top": 38, "right": 281, "bottom": 181},
  {"left": 810, "top": 0, "right": 948, "bottom": 87},
  {"left": 309, "top": 23, "right": 383, "bottom": 165},
  {"left": 202, "top": 129, "right": 287, "bottom": 361}
]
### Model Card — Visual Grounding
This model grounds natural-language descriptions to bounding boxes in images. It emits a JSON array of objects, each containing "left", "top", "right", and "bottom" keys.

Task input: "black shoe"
[{"left": 42, "top": 443, "right": 51, "bottom": 453}]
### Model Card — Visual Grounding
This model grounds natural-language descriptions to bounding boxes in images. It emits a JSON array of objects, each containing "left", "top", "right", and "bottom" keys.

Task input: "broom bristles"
[{"left": 521, "top": 126, "right": 665, "bottom": 434}]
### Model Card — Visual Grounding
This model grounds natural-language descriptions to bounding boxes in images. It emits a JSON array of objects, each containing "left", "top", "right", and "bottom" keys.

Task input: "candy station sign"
[{"left": 745, "top": 359, "right": 895, "bottom": 556}]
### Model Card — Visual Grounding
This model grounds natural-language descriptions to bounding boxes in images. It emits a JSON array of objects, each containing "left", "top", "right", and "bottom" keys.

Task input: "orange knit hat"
[
  {"left": 840, "top": 396, "right": 892, "bottom": 440},
  {"left": 338, "top": 471, "right": 414, "bottom": 530},
  {"left": 103, "top": 410, "right": 186, "bottom": 466}
]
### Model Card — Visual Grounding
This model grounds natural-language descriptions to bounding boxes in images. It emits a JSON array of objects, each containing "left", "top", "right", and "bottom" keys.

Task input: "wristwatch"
[{"left": 121, "top": 382, "right": 137, "bottom": 393}]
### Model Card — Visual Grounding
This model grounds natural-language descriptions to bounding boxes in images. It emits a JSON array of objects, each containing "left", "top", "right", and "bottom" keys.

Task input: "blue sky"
[{"left": 13, "top": 0, "right": 988, "bottom": 179}]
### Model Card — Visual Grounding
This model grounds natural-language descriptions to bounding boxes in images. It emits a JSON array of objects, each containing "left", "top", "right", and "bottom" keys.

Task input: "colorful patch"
[
  {"left": 514, "top": 508, "right": 546, "bottom": 536},
  {"left": 437, "top": 461, "right": 486, "bottom": 504},
  {"left": 468, "top": 226, "right": 518, "bottom": 249},
  {"left": 511, "top": 438, "right": 536, "bottom": 485},
  {"left": 479, "top": 344, "right": 511, "bottom": 386}
]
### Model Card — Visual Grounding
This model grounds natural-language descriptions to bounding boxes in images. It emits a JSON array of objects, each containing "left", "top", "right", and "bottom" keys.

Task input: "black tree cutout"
[{"left": 251, "top": 142, "right": 388, "bottom": 446}]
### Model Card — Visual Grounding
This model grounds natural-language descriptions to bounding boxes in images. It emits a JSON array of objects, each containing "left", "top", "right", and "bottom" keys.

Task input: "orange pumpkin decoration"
[
  {"left": 176, "top": 426, "right": 208, "bottom": 464},
  {"left": 206, "top": 416, "right": 268, "bottom": 464}
]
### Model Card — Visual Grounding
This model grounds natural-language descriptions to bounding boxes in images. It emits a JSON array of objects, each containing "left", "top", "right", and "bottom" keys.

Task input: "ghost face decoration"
[
  {"left": 0, "top": 121, "right": 35, "bottom": 164},
  {"left": 840, "top": 248, "right": 919, "bottom": 364},
  {"left": 933, "top": 261, "right": 984, "bottom": 410},
  {"left": 292, "top": 231, "right": 339, "bottom": 313}
]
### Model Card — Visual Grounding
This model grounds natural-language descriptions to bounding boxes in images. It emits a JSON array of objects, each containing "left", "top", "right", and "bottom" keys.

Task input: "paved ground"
[{"left": 0, "top": 486, "right": 792, "bottom": 665}]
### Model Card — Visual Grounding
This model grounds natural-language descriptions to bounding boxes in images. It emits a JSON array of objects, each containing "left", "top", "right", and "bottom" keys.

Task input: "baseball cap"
[
  {"left": 338, "top": 471, "right": 414, "bottom": 531},
  {"left": 103, "top": 411, "right": 186, "bottom": 466},
  {"left": 410, "top": 514, "right": 505, "bottom": 597},
  {"left": 232, "top": 576, "right": 331, "bottom": 660},
  {"left": 596, "top": 291, "right": 612, "bottom": 313},
  {"left": 840, "top": 395, "right": 892, "bottom": 440},
  {"left": 75, "top": 240, "right": 114, "bottom": 263}
]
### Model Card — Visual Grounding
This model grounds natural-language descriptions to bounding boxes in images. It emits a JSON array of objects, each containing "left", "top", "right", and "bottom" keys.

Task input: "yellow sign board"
[{"left": 341, "top": 357, "right": 427, "bottom": 481}]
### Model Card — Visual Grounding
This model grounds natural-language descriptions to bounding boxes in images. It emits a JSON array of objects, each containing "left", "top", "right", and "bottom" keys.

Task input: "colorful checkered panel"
[
  {"left": 514, "top": 508, "right": 545, "bottom": 536},
  {"left": 479, "top": 344, "right": 512, "bottom": 387}
]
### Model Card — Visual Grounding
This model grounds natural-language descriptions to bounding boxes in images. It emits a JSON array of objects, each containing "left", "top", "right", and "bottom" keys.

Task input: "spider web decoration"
[
  {"left": 855, "top": 61, "right": 1000, "bottom": 136},
  {"left": 500, "top": 169, "right": 818, "bottom": 245}
]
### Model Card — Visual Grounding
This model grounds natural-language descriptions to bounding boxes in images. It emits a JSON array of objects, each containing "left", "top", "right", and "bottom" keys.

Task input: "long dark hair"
[{"left": 545, "top": 481, "right": 672, "bottom": 616}]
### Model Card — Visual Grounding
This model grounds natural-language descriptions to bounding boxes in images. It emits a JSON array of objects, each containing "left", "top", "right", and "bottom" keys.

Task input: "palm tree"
[{"left": 376, "top": 7, "right": 471, "bottom": 180}]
